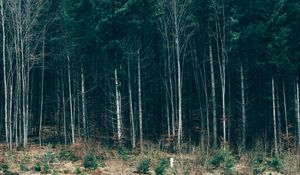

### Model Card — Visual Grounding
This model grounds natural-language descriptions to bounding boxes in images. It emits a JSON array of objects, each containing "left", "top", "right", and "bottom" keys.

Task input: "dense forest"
[{"left": 0, "top": 0, "right": 300, "bottom": 158}]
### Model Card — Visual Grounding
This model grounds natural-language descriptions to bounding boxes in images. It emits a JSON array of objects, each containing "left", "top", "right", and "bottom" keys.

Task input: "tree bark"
[
  {"left": 128, "top": 57, "right": 136, "bottom": 149},
  {"left": 209, "top": 43, "right": 217, "bottom": 148},
  {"left": 39, "top": 34, "right": 45, "bottom": 146},
  {"left": 81, "top": 65, "right": 87, "bottom": 142},
  {"left": 296, "top": 78, "right": 300, "bottom": 151},
  {"left": 115, "top": 69, "right": 122, "bottom": 143},
  {"left": 240, "top": 64, "right": 246, "bottom": 149},
  {"left": 137, "top": 50, "right": 143, "bottom": 151},
  {"left": 1, "top": 0, "right": 9, "bottom": 149},
  {"left": 272, "top": 77, "right": 278, "bottom": 156},
  {"left": 61, "top": 67, "right": 67, "bottom": 146},
  {"left": 283, "top": 80, "right": 289, "bottom": 137},
  {"left": 68, "top": 57, "right": 75, "bottom": 144}
]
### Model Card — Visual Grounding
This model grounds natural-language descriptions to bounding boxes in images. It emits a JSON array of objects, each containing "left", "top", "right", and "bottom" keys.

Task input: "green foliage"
[
  {"left": 209, "top": 149, "right": 235, "bottom": 174},
  {"left": 34, "top": 162, "right": 42, "bottom": 172},
  {"left": 252, "top": 153, "right": 283, "bottom": 174},
  {"left": 52, "top": 169, "right": 59, "bottom": 175},
  {"left": 155, "top": 159, "right": 169, "bottom": 175},
  {"left": 44, "top": 150, "right": 56, "bottom": 164},
  {"left": 83, "top": 153, "right": 98, "bottom": 170},
  {"left": 19, "top": 155, "right": 30, "bottom": 171},
  {"left": 2, "top": 171, "right": 20, "bottom": 175},
  {"left": 43, "top": 162, "right": 50, "bottom": 173},
  {"left": 0, "top": 162, "right": 9, "bottom": 171},
  {"left": 209, "top": 152, "right": 225, "bottom": 167},
  {"left": 75, "top": 167, "right": 84, "bottom": 175},
  {"left": 267, "top": 157, "right": 282, "bottom": 171},
  {"left": 59, "top": 149, "right": 78, "bottom": 162},
  {"left": 118, "top": 146, "right": 129, "bottom": 161},
  {"left": 137, "top": 158, "right": 151, "bottom": 174}
]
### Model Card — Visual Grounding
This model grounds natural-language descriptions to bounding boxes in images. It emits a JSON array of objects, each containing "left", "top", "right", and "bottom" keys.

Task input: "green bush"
[
  {"left": 19, "top": 162, "right": 28, "bottom": 171},
  {"left": 118, "top": 146, "right": 129, "bottom": 161},
  {"left": 19, "top": 156, "right": 30, "bottom": 171},
  {"left": 209, "top": 149, "right": 235, "bottom": 174},
  {"left": 252, "top": 154, "right": 266, "bottom": 175},
  {"left": 3, "top": 171, "right": 20, "bottom": 175},
  {"left": 34, "top": 162, "right": 41, "bottom": 172},
  {"left": 59, "top": 149, "right": 78, "bottom": 162},
  {"left": 83, "top": 153, "right": 98, "bottom": 170},
  {"left": 209, "top": 152, "right": 225, "bottom": 167},
  {"left": 75, "top": 167, "right": 85, "bottom": 175},
  {"left": 268, "top": 157, "right": 282, "bottom": 171},
  {"left": 155, "top": 159, "right": 169, "bottom": 175},
  {"left": 43, "top": 162, "right": 50, "bottom": 173},
  {"left": 0, "top": 163, "right": 9, "bottom": 171},
  {"left": 137, "top": 159, "right": 151, "bottom": 174},
  {"left": 44, "top": 150, "right": 56, "bottom": 164}
]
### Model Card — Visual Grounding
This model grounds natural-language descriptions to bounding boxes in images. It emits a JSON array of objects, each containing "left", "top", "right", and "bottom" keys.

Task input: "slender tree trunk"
[
  {"left": 1, "top": 0, "right": 9, "bottom": 149},
  {"left": 68, "top": 57, "right": 75, "bottom": 144},
  {"left": 172, "top": 0, "right": 183, "bottom": 147},
  {"left": 296, "top": 78, "right": 300, "bottom": 151},
  {"left": 61, "top": 68, "right": 67, "bottom": 146},
  {"left": 283, "top": 80, "right": 289, "bottom": 137},
  {"left": 272, "top": 77, "right": 278, "bottom": 156},
  {"left": 209, "top": 43, "right": 217, "bottom": 148},
  {"left": 128, "top": 58, "right": 136, "bottom": 149},
  {"left": 221, "top": 60, "right": 226, "bottom": 148},
  {"left": 81, "top": 66, "right": 87, "bottom": 142},
  {"left": 137, "top": 51, "right": 143, "bottom": 151},
  {"left": 240, "top": 64, "right": 246, "bottom": 149},
  {"left": 115, "top": 69, "right": 122, "bottom": 143},
  {"left": 276, "top": 84, "right": 282, "bottom": 147},
  {"left": 39, "top": 34, "right": 45, "bottom": 146}
]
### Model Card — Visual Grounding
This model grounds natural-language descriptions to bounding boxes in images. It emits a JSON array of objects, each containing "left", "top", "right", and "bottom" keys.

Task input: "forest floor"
[{"left": 0, "top": 140, "right": 299, "bottom": 175}]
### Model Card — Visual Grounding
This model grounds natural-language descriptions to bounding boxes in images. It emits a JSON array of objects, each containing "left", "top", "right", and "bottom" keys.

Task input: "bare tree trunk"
[
  {"left": 81, "top": 66, "right": 87, "bottom": 142},
  {"left": 283, "top": 80, "right": 289, "bottom": 137},
  {"left": 68, "top": 57, "right": 75, "bottom": 144},
  {"left": 128, "top": 58, "right": 136, "bottom": 149},
  {"left": 209, "top": 43, "right": 217, "bottom": 148},
  {"left": 172, "top": 0, "right": 183, "bottom": 147},
  {"left": 39, "top": 34, "right": 45, "bottom": 146},
  {"left": 272, "top": 77, "right": 278, "bottom": 156},
  {"left": 1, "top": 0, "right": 9, "bottom": 149},
  {"left": 115, "top": 69, "right": 122, "bottom": 143},
  {"left": 296, "top": 78, "right": 300, "bottom": 151},
  {"left": 61, "top": 68, "right": 67, "bottom": 146},
  {"left": 240, "top": 64, "right": 246, "bottom": 150},
  {"left": 276, "top": 83, "right": 282, "bottom": 147},
  {"left": 137, "top": 50, "right": 143, "bottom": 151}
]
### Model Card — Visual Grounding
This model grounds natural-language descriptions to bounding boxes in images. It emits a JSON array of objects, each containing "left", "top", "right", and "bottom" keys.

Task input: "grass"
[{"left": 0, "top": 141, "right": 298, "bottom": 175}]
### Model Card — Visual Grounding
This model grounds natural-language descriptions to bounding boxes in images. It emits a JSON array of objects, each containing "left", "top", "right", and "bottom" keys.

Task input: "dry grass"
[{"left": 0, "top": 141, "right": 299, "bottom": 175}]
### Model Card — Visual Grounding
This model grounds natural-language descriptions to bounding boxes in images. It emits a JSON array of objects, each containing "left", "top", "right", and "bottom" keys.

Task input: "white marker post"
[{"left": 170, "top": 157, "right": 174, "bottom": 168}]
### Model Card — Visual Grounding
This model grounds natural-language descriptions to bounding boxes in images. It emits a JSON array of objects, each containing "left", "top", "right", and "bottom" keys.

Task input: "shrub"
[
  {"left": 118, "top": 146, "right": 129, "bottom": 161},
  {"left": 44, "top": 150, "right": 56, "bottom": 164},
  {"left": 2, "top": 171, "right": 20, "bottom": 175},
  {"left": 137, "top": 158, "right": 151, "bottom": 174},
  {"left": 59, "top": 149, "right": 78, "bottom": 162},
  {"left": 83, "top": 153, "right": 98, "bottom": 170},
  {"left": 43, "top": 162, "right": 50, "bottom": 173},
  {"left": 209, "top": 152, "right": 225, "bottom": 167},
  {"left": 155, "top": 159, "right": 169, "bottom": 175},
  {"left": 268, "top": 157, "right": 282, "bottom": 171},
  {"left": 34, "top": 162, "right": 41, "bottom": 172},
  {"left": 0, "top": 163, "right": 9, "bottom": 171},
  {"left": 19, "top": 162, "right": 28, "bottom": 171},
  {"left": 209, "top": 149, "right": 235, "bottom": 174},
  {"left": 19, "top": 156, "right": 30, "bottom": 171},
  {"left": 252, "top": 154, "right": 266, "bottom": 175},
  {"left": 75, "top": 167, "right": 85, "bottom": 175}
]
